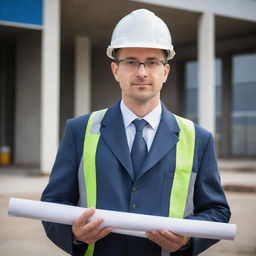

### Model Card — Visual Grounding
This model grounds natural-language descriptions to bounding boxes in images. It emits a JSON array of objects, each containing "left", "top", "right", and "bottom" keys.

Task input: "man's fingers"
[
  {"left": 97, "top": 227, "right": 112, "bottom": 240},
  {"left": 160, "top": 230, "right": 182, "bottom": 241},
  {"left": 146, "top": 230, "right": 189, "bottom": 252},
  {"left": 147, "top": 230, "right": 185, "bottom": 243},
  {"left": 147, "top": 231, "right": 162, "bottom": 244},
  {"left": 82, "top": 217, "right": 104, "bottom": 232},
  {"left": 79, "top": 230, "right": 100, "bottom": 243},
  {"left": 161, "top": 230, "right": 189, "bottom": 247},
  {"left": 75, "top": 208, "right": 95, "bottom": 226},
  {"left": 72, "top": 208, "right": 113, "bottom": 244},
  {"left": 73, "top": 217, "right": 104, "bottom": 240},
  {"left": 79, "top": 227, "right": 112, "bottom": 244},
  {"left": 82, "top": 225, "right": 111, "bottom": 241}
]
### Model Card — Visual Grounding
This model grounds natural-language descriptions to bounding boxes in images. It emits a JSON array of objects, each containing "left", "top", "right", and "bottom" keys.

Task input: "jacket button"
[
  {"left": 131, "top": 204, "right": 136, "bottom": 210},
  {"left": 132, "top": 187, "right": 137, "bottom": 192}
]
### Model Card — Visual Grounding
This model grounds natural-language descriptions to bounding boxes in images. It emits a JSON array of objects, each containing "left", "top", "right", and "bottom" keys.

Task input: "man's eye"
[
  {"left": 147, "top": 60, "right": 158, "bottom": 66},
  {"left": 126, "top": 61, "right": 138, "bottom": 66}
]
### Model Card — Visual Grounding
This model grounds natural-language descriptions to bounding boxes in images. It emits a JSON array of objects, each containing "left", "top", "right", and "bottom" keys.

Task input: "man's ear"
[
  {"left": 163, "top": 63, "right": 170, "bottom": 83},
  {"left": 111, "top": 62, "right": 119, "bottom": 82}
]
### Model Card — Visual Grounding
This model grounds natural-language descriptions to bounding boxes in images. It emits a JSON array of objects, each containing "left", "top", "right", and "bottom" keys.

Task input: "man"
[{"left": 41, "top": 9, "right": 230, "bottom": 256}]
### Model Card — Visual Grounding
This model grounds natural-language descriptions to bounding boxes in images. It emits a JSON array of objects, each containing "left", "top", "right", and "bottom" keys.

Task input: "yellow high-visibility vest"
[{"left": 82, "top": 109, "right": 195, "bottom": 256}]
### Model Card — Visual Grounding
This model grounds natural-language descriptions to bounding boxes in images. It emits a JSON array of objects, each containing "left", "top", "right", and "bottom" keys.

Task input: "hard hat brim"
[{"left": 106, "top": 46, "right": 175, "bottom": 60}]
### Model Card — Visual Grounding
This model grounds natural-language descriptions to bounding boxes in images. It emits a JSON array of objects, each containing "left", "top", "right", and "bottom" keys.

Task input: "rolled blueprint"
[{"left": 8, "top": 198, "right": 236, "bottom": 240}]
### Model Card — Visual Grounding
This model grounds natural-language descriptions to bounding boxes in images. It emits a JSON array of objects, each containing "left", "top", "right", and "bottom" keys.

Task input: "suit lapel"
[
  {"left": 137, "top": 104, "right": 180, "bottom": 180},
  {"left": 100, "top": 101, "right": 134, "bottom": 180}
]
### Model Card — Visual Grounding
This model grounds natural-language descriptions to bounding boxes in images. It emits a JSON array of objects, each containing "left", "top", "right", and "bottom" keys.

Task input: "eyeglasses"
[{"left": 114, "top": 58, "right": 168, "bottom": 71}]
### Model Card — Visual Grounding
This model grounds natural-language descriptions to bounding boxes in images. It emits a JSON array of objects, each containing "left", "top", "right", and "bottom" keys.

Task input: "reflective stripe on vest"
[
  {"left": 83, "top": 109, "right": 107, "bottom": 256},
  {"left": 83, "top": 109, "right": 195, "bottom": 256},
  {"left": 169, "top": 115, "right": 195, "bottom": 218}
]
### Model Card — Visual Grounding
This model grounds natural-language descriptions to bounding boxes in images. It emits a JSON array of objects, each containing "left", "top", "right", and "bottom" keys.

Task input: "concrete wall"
[
  {"left": 0, "top": 42, "right": 15, "bottom": 158},
  {"left": 15, "top": 31, "right": 41, "bottom": 165},
  {"left": 59, "top": 47, "right": 74, "bottom": 137},
  {"left": 91, "top": 46, "right": 121, "bottom": 110}
]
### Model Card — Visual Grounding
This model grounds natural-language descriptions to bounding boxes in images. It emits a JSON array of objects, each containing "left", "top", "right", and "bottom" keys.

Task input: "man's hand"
[
  {"left": 72, "top": 208, "right": 112, "bottom": 244},
  {"left": 146, "top": 229, "right": 189, "bottom": 252}
]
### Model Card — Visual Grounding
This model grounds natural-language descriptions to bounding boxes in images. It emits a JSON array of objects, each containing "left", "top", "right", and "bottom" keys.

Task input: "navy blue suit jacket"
[{"left": 41, "top": 101, "right": 230, "bottom": 256}]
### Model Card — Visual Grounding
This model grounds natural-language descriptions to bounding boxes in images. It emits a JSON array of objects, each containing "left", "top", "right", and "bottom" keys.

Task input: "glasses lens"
[
  {"left": 145, "top": 60, "right": 162, "bottom": 69},
  {"left": 118, "top": 58, "right": 166, "bottom": 70},
  {"left": 122, "top": 59, "right": 139, "bottom": 70}
]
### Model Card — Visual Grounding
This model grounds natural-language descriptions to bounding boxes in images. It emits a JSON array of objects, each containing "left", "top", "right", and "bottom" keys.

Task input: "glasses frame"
[{"left": 114, "top": 58, "right": 168, "bottom": 70}]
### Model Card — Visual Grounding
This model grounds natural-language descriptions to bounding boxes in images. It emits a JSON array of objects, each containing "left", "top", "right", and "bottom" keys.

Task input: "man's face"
[{"left": 111, "top": 48, "right": 170, "bottom": 105}]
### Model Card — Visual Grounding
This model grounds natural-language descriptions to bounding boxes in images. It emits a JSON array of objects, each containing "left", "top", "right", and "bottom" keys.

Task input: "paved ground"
[{"left": 0, "top": 165, "right": 256, "bottom": 256}]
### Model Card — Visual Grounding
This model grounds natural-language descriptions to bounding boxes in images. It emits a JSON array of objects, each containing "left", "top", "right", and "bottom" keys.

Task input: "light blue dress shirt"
[{"left": 120, "top": 100, "right": 162, "bottom": 152}]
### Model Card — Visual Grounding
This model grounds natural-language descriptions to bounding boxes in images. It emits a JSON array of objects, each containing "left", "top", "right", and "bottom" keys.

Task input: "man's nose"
[{"left": 136, "top": 63, "right": 148, "bottom": 77}]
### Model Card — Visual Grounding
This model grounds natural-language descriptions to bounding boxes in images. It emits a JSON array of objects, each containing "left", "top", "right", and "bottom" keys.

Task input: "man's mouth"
[{"left": 132, "top": 82, "right": 152, "bottom": 86}]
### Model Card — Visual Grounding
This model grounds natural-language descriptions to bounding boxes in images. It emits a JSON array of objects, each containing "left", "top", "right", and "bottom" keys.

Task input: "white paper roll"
[{"left": 8, "top": 198, "right": 236, "bottom": 240}]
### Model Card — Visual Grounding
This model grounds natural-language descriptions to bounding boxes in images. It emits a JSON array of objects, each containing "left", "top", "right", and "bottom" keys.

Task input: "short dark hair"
[
  {"left": 113, "top": 48, "right": 120, "bottom": 60},
  {"left": 163, "top": 50, "right": 169, "bottom": 60}
]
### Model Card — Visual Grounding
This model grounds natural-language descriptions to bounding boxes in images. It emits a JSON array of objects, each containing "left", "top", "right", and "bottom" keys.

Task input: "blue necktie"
[{"left": 131, "top": 119, "right": 148, "bottom": 178}]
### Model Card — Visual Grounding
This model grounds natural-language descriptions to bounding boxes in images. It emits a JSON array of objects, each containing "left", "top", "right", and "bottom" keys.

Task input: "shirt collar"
[{"left": 120, "top": 100, "right": 162, "bottom": 130}]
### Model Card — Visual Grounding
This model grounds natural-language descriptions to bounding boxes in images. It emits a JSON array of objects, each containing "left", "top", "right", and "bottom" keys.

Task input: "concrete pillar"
[
  {"left": 41, "top": 0, "right": 60, "bottom": 174},
  {"left": 74, "top": 36, "right": 91, "bottom": 116},
  {"left": 15, "top": 33, "right": 41, "bottom": 166},
  {"left": 198, "top": 12, "right": 215, "bottom": 135},
  {"left": 221, "top": 56, "right": 232, "bottom": 156}
]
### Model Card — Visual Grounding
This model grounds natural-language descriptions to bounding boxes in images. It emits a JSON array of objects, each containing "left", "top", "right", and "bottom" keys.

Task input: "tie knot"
[{"left": 133, "top": 119, "right": 147, "bottom": 131}]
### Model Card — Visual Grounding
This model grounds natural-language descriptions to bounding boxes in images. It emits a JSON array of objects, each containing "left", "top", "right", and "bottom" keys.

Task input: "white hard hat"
[{"left": 106, "top": 9, "right": 175, "bottom": 60}]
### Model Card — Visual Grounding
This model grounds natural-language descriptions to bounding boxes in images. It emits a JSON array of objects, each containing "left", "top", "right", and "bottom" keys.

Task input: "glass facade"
[
  {"left": 231, "top": 53, "right": 256, "bottom": 156},
  {"left": 185, "top": 53, "right": 256, "bottom": 157},
  {"left": 185, "top": 59, "right": 222, "bottom": 124}
]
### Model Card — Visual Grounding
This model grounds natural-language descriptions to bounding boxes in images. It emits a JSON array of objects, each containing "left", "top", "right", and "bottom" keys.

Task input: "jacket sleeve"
[
  {"left": 175, "top": 132, "right": 231, "bottom": 256},
  {"left": 41, "top": 119, "right": 88, "bottom": 256}
]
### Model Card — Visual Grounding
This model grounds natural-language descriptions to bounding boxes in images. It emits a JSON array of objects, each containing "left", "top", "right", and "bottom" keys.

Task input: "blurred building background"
[{"left": 0, "top": 0, "right": 256, "bottom": 173}]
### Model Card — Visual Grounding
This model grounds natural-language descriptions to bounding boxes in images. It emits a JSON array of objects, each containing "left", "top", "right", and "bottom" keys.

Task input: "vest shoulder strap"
[
  {"left": 169, "top": 115, "right": 195, "bottom": 218},
  {"left": 83, "top": 109, "right": 107, "bottom": 256},
  {"left": 83, "top": 109, "right": 107, "bottom": 208}
]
